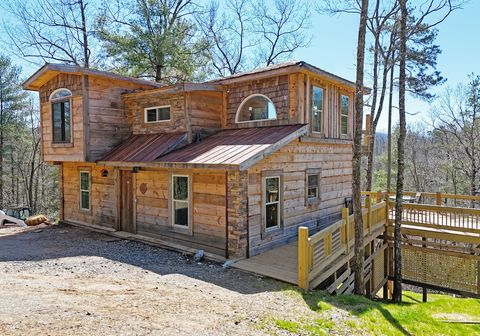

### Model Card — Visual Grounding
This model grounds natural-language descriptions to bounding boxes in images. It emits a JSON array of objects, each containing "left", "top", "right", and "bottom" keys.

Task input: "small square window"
[{"left": 145, "top": 106, "right": 171, "bottom": 123}]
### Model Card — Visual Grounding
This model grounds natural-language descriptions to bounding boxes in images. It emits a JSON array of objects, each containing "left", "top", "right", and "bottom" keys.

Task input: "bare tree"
[
  {"left": 352, "top": 0, "right": 369, "bottom": 295},
  {"left": 392, "top": 0, "right": 407, "bottom": 303},
  {"left": 255, "top": 0, "right": 312, "bottom": 66},
  {"left": 199, "top": 0, "right": 311, "bottom": 77},
  {"left": 197, "top": 0, "right": 254, "bottom": 76},
  {"left": 432, "top": 78, "right": 480, "bottom": 204},
  {"left": 3, "top": 0, "right": 94, "bottom": 67}
]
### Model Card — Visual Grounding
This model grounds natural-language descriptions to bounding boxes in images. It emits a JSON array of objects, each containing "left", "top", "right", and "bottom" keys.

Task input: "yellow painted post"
[
  {"left": 342, "top": 208, "right": 350, "bottom": 253},
  {"left": 436, "top": 192, "right": 442, "bottom": 206},
  {"left": 366, "top": 197, "right": 372, "bottom": 235},
  {"left": 298, "top": 227, "right": 310, "bottom": 290},
  {"left": 376, "top": 190, "right": 382, "bottom": 204}
]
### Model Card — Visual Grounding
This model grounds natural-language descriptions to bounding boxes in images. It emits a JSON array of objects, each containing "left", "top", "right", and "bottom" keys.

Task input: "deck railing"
[
  {"left": 362, "top": 191, "right": 480, "bottom": 208},
  {"left": 298, "top": 200, "right": 388, "bottom": 290},
  {"left": 395, "top": 202, "right": 480, "bottom": 233}
]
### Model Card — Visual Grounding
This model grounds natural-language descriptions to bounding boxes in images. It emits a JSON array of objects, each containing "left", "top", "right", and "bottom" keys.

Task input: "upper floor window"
[
  {"left": 340, "top": 95, "right": 349, "bottom": 135},
  {"left": 50, "top": 89, "right": 72, "bottom": 143},
  {"left": 236, "top": 94, "right": 277, "bottom": 123},
  {"left": 312, "top": 86, "right": 324, "bottom": 133},
  {"left": 145, "top": 105, "right": 171, "bottom": 123}
]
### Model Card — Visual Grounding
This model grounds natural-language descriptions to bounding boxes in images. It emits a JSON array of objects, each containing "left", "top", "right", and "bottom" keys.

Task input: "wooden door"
[{"left": 119, "top": 170, "right": 136, "bottom": 233}]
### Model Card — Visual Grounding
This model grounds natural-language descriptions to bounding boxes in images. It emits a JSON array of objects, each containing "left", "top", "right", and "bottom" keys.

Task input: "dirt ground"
[{"left": 0, "top": 223, "right": 343, "bottom": 336}]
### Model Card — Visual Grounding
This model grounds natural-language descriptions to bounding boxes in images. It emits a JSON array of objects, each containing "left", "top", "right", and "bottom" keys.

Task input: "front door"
[{"left": 119, "top": 170, "right": 135, "bottom": 233}]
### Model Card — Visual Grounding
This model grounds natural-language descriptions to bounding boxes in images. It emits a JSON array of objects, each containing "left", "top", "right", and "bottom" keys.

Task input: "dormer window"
[
  {"left": 145, "top": 105, "right": 171, "bottom": 123},
  {"left": 236, "top": 94, "right": 277, "bottom": 123},
  {"left": 50, "top": 88, "right": 72, "bottom": 143}
]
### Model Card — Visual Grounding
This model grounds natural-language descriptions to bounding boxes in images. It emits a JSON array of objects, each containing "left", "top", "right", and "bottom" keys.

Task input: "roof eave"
[{"left": 23, "top": 63, "right": 160, "bottom": 91}]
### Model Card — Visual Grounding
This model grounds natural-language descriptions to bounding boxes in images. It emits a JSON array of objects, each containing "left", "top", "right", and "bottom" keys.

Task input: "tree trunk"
[
  {"left": 352, "top": 0, "right": 369, "bottom": 296},
  {"left": 392, "top": 0, "right": 408, "bottom": 303},
  {"left": 387, "top": 62, "right": 395, "bottom": 192},
  {"left": 79, "top": 0, "right": 89, "bottom": 68}
]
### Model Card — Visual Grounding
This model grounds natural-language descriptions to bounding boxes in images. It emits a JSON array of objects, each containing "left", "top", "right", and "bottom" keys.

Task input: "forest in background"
[{"left": 0, "top": 0, "right": 477, "bottom": 219}]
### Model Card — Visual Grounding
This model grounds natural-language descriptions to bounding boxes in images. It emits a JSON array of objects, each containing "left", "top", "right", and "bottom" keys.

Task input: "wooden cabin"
[{"left": 23, "top": 61, "right": 362, "bottom": 259}]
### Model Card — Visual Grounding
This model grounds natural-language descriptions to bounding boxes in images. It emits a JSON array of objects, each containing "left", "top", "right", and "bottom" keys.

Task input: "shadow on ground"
[
  {"left": 0, "top": 223, "right": 285, "bottom": 295},
  {"left": 302, "top": 289, "right": 414, "bottom": 335}
]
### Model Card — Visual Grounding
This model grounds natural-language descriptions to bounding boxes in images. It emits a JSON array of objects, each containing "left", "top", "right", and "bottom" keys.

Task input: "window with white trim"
[
  {"left": 50, "top": 88, "right": 72, "bottom": 143},
  {"left": 340, "top": 95, "right": 349, "bottom": 135},
  {"left": 172, "top": 175, "right": 189, "bottom": 227},
  {"left": 145, "top": 105, "right": 171, "bottom": 123},
  {"left": 79, "top": 171, "right": 90, "bottom": 211},
  {"left": 312, "top": 86, "right": 324, "bottom": 133},
  {"left": 264, "top": 176, "right": 280, "bottom": 230},
  {"left": 236, "top": 94, "right": 277, "bottom": 122}
]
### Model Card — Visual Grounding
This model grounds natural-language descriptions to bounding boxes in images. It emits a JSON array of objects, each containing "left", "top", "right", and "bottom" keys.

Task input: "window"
[
  {"left": 172, "top": 175, "right": 189, "bottom": 227},
  {"left": 264, "top": 176, "right": 280, "bottom": 230},
  {"left": 341, "top": 95, "right": 349, "bottom": 135},
  {"left": 145, "top": 105, "right": 171, "bottom": 123},
  {"left": 50, "top": 89, "right": 72, "bottom": 143},
  {"left": 312, "top": 86, "right": 324, "bottom": 133},
  {"left": 236, "top": 94, "right": 277, "bottom": 122},
  {"left": 79, "top": 171, "right": 90, "bottom": 211}
]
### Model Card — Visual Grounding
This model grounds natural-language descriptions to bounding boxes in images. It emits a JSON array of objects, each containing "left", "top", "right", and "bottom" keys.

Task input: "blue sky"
[
  {"left": 1, "top": 1, "right": 478, "bottom": 131},
  {"left": 295, "top": 1, "right": 480, "bottom": 131}
]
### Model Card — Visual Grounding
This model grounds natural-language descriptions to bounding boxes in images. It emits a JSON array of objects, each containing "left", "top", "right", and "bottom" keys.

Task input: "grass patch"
[
  {"left": 275, "top": 318, "right": 335, "bottom": 335},
  {"left": 301, "top": 290, "right": 480, "bottom": 335}
]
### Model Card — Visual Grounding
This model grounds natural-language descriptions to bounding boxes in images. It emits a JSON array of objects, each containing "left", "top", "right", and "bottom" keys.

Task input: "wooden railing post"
[
  {"left": 342, "top": 208, "right": 350, "bottom": 253},
  {"left": 298, "top": 227, "right": 310, "bottom": 290},
  {"left": 376, "top": 190, "right": 383, "bottom": 204},
  {"left": 366, "top": 197, "right": 372, "bottom": 235},
  {"left": 436, "top": 192, "right": 442, "bottom": 206}
]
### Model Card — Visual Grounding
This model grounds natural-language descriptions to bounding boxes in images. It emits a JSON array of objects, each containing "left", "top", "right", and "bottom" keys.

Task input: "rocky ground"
[{"left": 0, "top": 223, "right": 356, "bottom": 336}]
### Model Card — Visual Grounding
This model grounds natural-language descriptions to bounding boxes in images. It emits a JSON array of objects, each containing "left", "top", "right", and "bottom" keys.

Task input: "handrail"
[
  {"left": 362, "top": 190, "right": 480, "bottom": 205},
  {"left": 298, "top": 200, "right": 388, "bottom": 290}
]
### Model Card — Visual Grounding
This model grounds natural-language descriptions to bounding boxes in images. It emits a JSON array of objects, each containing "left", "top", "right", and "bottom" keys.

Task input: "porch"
[{"left": 231, "top": 192, "right": 480, "bottom": 298}]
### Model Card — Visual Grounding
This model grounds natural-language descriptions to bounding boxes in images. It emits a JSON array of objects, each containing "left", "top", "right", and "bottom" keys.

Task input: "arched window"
[
  {"left": 235, "top": 94, "right": 277, "bottom": 123},
  {"left": 50, "top": 88, "right": 72, "bottom": 143}
]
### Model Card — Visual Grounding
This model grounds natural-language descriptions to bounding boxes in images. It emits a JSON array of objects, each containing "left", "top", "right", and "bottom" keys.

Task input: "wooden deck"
[{"left": 232, "top": 242, "right": 298, "bottom": 284}]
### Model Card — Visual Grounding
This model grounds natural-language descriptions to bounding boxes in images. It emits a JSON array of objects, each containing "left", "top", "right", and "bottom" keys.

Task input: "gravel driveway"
[{"left": 0, "top": 224, "right": 323, "bottom": 336}]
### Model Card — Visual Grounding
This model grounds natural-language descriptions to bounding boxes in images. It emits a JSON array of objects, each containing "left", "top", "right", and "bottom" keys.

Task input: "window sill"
[{"left": 52, "top": 142, "right": 73, "bottom": 148}]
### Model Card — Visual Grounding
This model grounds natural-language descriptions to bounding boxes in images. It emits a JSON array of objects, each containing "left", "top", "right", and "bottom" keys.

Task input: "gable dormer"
[
  {"left": 23, "top": 64, "right": 159, "bottom": 162},
  {"left": 213, "top": 61, "right": 359, "bottom": 140},
  {"left": 122, "top": 83, "right": 224, "bottom": 142}
]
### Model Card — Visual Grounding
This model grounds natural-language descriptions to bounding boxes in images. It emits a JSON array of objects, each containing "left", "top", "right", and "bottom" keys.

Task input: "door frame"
[{"left": 116, "top": 168, "right": 137, "bottom": 233}]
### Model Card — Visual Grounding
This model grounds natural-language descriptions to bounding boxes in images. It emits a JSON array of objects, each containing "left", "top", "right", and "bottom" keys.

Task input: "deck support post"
[
  {"left": 298, "top": 227, "right": 310, "bottom": 290},
  {"left": 436, "top": 192, "right": 442, "bottom": 206}
]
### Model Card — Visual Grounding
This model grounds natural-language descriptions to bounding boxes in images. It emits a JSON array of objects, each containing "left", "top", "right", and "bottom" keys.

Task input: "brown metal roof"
[
  {"left": 156, "top": 125, "right": 307, "bottom": 169},
  {"left": 100, "top": 133, "right": 187, "bottom": 163}
]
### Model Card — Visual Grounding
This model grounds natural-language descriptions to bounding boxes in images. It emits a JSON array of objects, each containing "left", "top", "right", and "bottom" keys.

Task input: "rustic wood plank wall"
[
  {"left": 247, "top": 139, "right": 353, "bottom": 256},
  {"left": 62, "top": 162, "right": 116, "bottom": 229},
  {"left": 225, "top": 75, "right": 290, "bottom": 128},
  {"left": 87, "top": 77, "right": 150, "bottom": 161},
  {"left": 124, "top": 93, "right": 188, "bottom": 135},
  {"left": 135, "top": 169, "right": 227, "bottom": 256},
  {"left": 39, "top": 74, "right": 85, "bottom": 162},
  {"left": 189, "top": 91, "right": 223, "bottom": 138}
]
